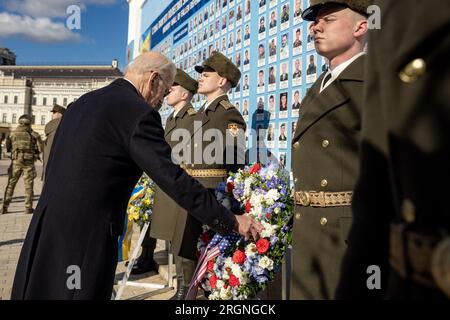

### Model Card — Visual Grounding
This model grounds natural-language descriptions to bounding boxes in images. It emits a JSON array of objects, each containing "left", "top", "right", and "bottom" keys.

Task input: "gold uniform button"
[
  {"left": 402, "top": 199, "right": 416, "bottom": 224},
  {"left": 320, "top": 217, "right": 328, "bottom": 226},
  {"left": 322, "top": 140, "right": 330, "bottom": 148},
  {"left": 294, "top": 178, "right": 298, "bottom": 183},
  {"left": 399, "top": 58, "right": 426, "bottom": 83},
  {"left": 293, "top": 142, "right": 300, "bottom": 149},
  {"left": 295, "top": 213, "right": 302, "bottom": 220},
  {"left": 194, "top": 143, "right": 198, "bottom": 148},
  {"left": 321, "top": 179, "right": 328, "bottom": 187}
]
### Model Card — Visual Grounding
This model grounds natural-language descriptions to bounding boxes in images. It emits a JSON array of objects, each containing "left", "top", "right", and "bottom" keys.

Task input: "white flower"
[
  {"left": 216, "top": 280, "right": 224, "bottom": 290},
  {"left": 231, "top": 265, "right": 249, "bottom": 285},
  {"left": 260, "top": 221, "right": 279, "bottom": 238},
  {"left": 209, "top": 291, "right": 220, "bottom": 300},
  {"left": 274, "top": 207, "right": 281, "bottom": 214},
  {"left": 222, "top": 273, "right": 230, "bottom": 280},
  {"left": 265, "top": 170, "right": 275, "bottom": 180},
  {"left": 224, "top": 257, "right": 234, "bottom": 268},
  {"left": 245, "top": 243, "right": 258, "bottom": 258},
  {"left": 220, "top": 286, "right": 233, "bottom": 300},
  {"left": 259, "top": 256, "right": 274, "bottom": 271},
  {"left": 266, "top": 189, "right": 280, "bottom": 203}
]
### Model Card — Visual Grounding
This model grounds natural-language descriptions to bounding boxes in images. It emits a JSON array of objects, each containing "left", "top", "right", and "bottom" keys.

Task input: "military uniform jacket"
[
  {"left": 11, "top": 79, "right": 237, "bottom": 300},
  {"left": 150, "top": 103, "right": 196, "bottom": 241},
  {"left": 337, "top": 0, "right": 450, "bottom": 300},
  {"left": 7, "top": 125, "right": 42, "bottom": 163},
  {"left": 42, "top": 118, "right": 61, "bottom": 179},
  {"left": 174, "top": 95, "right": 246, "bottom": 260},
  {"left": 290, "top": 55, "right": 365, "bottom": 299},
  {"left": 185, "top": 95, "right": 246, "bottom": 188}
]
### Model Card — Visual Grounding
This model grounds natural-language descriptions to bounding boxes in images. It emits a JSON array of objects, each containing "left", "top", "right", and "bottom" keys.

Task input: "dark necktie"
[{"left": 323, "top": 73, "right": 332, "bottom": 88}]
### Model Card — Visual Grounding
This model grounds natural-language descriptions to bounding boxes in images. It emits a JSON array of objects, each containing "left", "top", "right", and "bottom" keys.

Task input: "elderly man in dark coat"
[{"left": 11, "top": 52, "right": 262, "bottom": 300}]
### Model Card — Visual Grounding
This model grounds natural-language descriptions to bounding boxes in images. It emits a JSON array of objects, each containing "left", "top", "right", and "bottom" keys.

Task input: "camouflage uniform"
[{"left": 2, "top": 116, "right": 43, "bottom": 214}]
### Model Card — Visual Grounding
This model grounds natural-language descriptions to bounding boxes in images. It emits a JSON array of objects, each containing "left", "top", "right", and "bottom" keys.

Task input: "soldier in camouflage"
[{"left": 2, "top": 115, "right": 43, "bottom": 215}]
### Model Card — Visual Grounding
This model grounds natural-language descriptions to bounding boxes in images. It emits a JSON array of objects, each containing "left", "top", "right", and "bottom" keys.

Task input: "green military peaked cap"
[
  {"left": 195, "top": 51, "right": 241, "bottom": 88},
  {"left": 173, "top": 69, "right": 198, "bottom": 94},
  {"left": 302, "top": 0, "right": 370, "bottom": 21},
  {"left": 51, "top": 103, "right": 66, "bottom": 114}
]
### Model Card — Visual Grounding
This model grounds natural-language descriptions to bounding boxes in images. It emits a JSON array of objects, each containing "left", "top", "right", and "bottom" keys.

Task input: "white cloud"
[
  {"left": 0, "top": 12, "right": 81, "bottom": 43},
  {"left": 4, "top": 0, "right": 116, "bottom": 18}
]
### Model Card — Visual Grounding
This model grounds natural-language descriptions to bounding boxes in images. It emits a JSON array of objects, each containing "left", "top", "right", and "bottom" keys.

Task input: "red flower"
[
  {"left": 229, "top": 275, "right": 240, "bottom": 288},
  {"left": 207, "top": 260, "right": 215, "bottom": 271},
  {"left": 249, "top": 163, "right": 261, "bottom": 174},
  {"left": 256, "top": 238, "right": 270, "bottom": 254},
  {"left": 223, "top": 284, "right": 228, "bottom": 289},
  {"left": 265, "top": 213, "right": 272, "bottom": 220},
  {"left": 245, "top": 200, "right": 251, "bottom": 213},
  {"left": 232, "top": 250, "right": 247, "bottom": 264},
  {"left": 209, "top": 275, "right": 217, "bottom": 289},
  {"left": 227, "top": 181, "right": 234, "bottom": 193}
]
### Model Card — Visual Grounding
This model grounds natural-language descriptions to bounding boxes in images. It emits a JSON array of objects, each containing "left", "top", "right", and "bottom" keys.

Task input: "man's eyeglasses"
[{"left": 156, "top": 73, "right": 171, "bottom": 97}]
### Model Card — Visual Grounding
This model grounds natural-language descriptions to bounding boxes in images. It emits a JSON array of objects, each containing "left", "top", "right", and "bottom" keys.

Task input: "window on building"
[
  {"left": 4, "top": 96, "right": 8, "bottom": 104},
  {"left": 43, "top": 97, "right": 47, "bottom": 106},
  {"left": 53, "top": 97, "right": 57, "bottom": 105},
  {"left": 32, "top": 97, "right": 37, "bottom": 105},
  {"left": 2, "top": 114, "right": 6, "bottom": 123},
  {"left": 41, "top": 115, "right": 46, "bottom": 125},
  {"left": 12, "top": 114, "right": 17, "bottom": 124},
  {"left": 63, "top": 98, "right": 68, "bottom": 106},
  {"left": 32, "top": 115, "right": 36, "bottom": 125},
  {"left": 14, "top": 96, "right": 18, "bottom": 104}
]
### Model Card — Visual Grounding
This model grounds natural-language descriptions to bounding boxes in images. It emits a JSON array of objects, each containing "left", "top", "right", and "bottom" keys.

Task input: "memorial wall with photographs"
[{"left": 139, "top": 0, "right": 328, "bottom": 170}]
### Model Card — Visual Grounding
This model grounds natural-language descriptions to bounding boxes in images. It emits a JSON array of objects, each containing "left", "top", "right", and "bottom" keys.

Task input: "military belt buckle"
[{"left": 297, "top": 191, "right": 311, "bottom": 207}]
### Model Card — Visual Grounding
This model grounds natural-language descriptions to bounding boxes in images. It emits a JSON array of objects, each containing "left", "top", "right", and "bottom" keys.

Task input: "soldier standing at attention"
[
  {"left": 290, "top": 0, "right": 369, "bottom": 299},
  {"left": 171, "top": 52, "right": 246, "bottom": 298},
  {"left": 2, "top": 115, "right": 43, "bottom": 215}
]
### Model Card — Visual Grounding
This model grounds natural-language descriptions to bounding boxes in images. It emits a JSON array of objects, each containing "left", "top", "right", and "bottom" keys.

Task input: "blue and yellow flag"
[{"left": 117, "top": 185, "right": 145, "bottom": 262}]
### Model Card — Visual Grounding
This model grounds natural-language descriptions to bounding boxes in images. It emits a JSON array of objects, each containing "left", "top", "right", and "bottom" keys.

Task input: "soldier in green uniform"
[
  {"left": 290, "top": 0, "right": 369, "bottom": 299},
  {"left": 2, "top": 115, "right": 43, "bottom": 215},
  {"left": 337, "top": 0, "right": 450, "bottom": 300},
  {"left": 171, "top": 52, "right": 246, "bottom": 296}
]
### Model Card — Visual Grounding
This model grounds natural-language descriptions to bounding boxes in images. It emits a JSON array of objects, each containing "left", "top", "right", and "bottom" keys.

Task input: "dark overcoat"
[{"left": 11, "top": 79, "right": 237, "bottom": 300}]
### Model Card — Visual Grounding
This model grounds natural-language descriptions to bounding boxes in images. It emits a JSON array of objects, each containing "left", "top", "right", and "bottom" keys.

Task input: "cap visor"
[
  {"left": 194, "top": 65, "right": 204, "bottom": 73},
  {"left": 302, "top": 4, "right": 322, "bottom": 21}
]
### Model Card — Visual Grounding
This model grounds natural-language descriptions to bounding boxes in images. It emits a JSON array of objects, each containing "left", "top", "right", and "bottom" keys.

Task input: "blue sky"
[{"left": 0, "top": 0, "right": 129, "bottom": 70}]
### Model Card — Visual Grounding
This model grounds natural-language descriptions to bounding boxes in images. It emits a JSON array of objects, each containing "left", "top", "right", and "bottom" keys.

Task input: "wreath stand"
[{"left": 114, "top": 221, "right": 174, "bottom": 300}]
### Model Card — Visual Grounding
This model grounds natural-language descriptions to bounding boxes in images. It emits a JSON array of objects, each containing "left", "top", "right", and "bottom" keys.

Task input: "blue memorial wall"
[{"left": 139, "top": 0, "right": 328, "bottom": 171}]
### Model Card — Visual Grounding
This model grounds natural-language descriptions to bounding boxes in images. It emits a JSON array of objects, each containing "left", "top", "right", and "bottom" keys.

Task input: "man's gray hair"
[{"left": 125, "top": 52, "right": 176, "bottom": 85}]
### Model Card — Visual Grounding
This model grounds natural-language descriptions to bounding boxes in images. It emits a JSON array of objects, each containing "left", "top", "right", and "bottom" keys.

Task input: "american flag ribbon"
[{"left": 185, "top": 232, "right": 242, "bottom": 300}]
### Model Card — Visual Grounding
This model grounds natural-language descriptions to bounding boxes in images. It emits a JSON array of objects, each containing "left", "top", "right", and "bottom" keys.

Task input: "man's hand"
[{"left": 235, "top": 214, "right": 264, "bottom": 241}]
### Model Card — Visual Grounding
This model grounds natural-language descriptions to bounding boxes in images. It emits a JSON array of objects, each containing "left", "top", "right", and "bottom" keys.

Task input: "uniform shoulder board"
[
  {"left": 219, "top": 100, "right": 235, "bottom": 110},
  {"left": 187, "top": 107, "right": 196, "bottom": 116}
]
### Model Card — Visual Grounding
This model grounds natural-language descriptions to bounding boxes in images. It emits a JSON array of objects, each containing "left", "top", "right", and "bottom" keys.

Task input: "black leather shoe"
[{"left": 130, "top": 259, "right": 157, "bottom": 275}]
